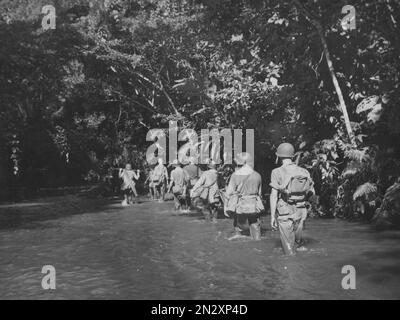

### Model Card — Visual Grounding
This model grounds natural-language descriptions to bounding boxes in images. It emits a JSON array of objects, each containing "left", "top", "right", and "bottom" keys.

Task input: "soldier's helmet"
[
  {"left": 235, "top": 152, "right": 253, "bottom": 167},
  {"left": 171, "top": 159, "right": 180, "bottom": 167},
  {"left": 275, "top": 143, "right": 295, "bottom": 158},
  {"left": 205, "top": 158, "right": 217, "bottom": 169}
]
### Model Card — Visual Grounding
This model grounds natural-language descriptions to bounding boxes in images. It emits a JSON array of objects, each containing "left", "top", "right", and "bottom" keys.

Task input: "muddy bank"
[{"left": 0, "top": 196, "right": 399, "bottom": 299}]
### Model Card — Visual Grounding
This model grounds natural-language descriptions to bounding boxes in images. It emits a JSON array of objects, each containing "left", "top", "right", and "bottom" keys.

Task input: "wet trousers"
[
  {"left": 277, "top": 207, "right": 306, "bottom": 255},
  {"left": 233, "top": 213, "right": 261, "bottom": 240}
]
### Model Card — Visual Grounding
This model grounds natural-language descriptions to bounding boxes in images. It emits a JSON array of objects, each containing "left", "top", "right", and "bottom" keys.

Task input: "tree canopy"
[{"left": 1, "top": 0, "right": 400, "bottom": 222}]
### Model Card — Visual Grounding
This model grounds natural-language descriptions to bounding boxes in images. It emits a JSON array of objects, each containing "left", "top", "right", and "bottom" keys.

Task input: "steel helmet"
[
  {"left": 275, "top": 143, "right": 295, "bottom": 158},
  {"left": 208, "top": 160, "right": 218, "bottom": 169},
  {"left": 170, "top": 159, "right": 180, "bottom": 167},
  {"left": 235, "top": 152, "right": 253, "bottom": 167}
]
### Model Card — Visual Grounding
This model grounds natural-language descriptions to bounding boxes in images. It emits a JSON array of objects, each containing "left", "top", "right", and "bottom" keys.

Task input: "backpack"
[
  {"left": 279, "top": 166, "right": 313, "bottom": 203},
  {"left": 227, "top": 172, "right": 265, "bottom": 215}
]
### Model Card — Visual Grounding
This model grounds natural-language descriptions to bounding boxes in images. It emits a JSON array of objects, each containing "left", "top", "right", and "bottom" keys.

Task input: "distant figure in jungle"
[
  {"left": 168, "top": 160, "right": 189, "bottom": 211},
  {"left": 145, "top": 167, "right": 156, "bottom": 200},
  {"left": 191, "top": 160, "right": 220, "bottom": 223},
  {"left": 152, "top": 158, "right": 169, "bottom": 202},
  {"left": 226, "top": 152, "right": 264, "bottom": 241},
  {"left": 183, "top": 157, "right": 202, "bottom": 210},
  {"left": 270, "top": 143, "right": 315, "bottom": 255},
  {"left": 119, "top": 164, "right": 140, "bottom": 206}
]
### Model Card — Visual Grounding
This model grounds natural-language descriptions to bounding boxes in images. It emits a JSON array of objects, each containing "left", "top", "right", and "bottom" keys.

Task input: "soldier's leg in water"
[
  {"left": 294, "top": 208, "right": 307, "bottom": 247},
  {"left": 186, "top": 188, "right": 192, "bottom": 210},
  {"left": 182, "top": 196, "right": 188, "bottom": 211},
  {"left": 128, "top": 191, "right": 133, "bottom": 204},
  {"left": 122, "top": 190, "right": 129, "bottom": 206},
  {"left": 248, "top": 214, "right": 261, "bottom": 241},
  {"left": 175, "top": 194, "right": 182, "bottom": 210},
  {"left": 157, "top": 184, "right": 162, "bottom": 200},
  {"left": 132, "top": 185, "right": 138, "bottom": 198},
  {"left": 278, "top": 218, "right": 296, "bottom": 255},
  {"left": 202, "top": 200, "right": 211, "bottom": 221},
  {"left": 160, "top": 182, "right": 166, "bottom": 201},
  {"left": 150, "top": 186, "right": 154, "bottom": 199},
  {"left": 233, "top": 213, "right": 242, "bottom": 235},
  {"left": 153, "top": 185, "right": 158, "bottom": 200},
  {"left": 210, "top": 203, "right": 218, "bottom": 223}
]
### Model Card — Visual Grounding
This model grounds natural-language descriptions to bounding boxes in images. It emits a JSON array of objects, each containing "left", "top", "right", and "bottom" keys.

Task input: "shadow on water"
[{"left": 0, "top": 195, "right": 125, "bottom": 231}]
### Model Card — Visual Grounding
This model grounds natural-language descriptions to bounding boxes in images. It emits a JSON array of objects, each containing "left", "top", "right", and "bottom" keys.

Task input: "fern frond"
[
  {"left": 353, "top": 182, "right": 378, "bottom": 200},
  {"left": 344, "top": 147, "right": 371, "bottom": 162},
  {"left": 342, "top": 161, "right": 361, "bottom": 178}
]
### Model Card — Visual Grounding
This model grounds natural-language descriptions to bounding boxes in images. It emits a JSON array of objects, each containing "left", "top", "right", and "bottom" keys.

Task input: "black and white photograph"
[{"left": 0, "top": 0, "right": 400, "bottom": 306}]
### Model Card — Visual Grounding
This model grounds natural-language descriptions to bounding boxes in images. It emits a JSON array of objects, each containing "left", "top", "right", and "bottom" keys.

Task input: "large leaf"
[{"left": 356, "top": 96, "right": 379, "bottom": 114}]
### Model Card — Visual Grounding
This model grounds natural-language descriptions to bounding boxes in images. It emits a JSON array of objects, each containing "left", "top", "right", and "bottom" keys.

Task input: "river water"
[{"left": 0, "top": 196, "right": 399, "bottom": 299}]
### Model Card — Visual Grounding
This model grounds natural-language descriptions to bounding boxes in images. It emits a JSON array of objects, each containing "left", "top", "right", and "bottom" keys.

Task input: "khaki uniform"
[
  {"left": 183, "top": 164, "right": 202, "bottom": 189},
  {"left": 227, "top": 165, "right": 262, "bottom": 239},
  {"left": 270, "top": 163, "right": 314, "bottom": 254},
  {"left": 170, "top": 167, "right": 188, "bottom": 209},
  {"left": 152, "top": 164, "right": 168, "bottom": 200},
  {"left": 153, "top": 164, "right": 168, "bottom": 184},
  {"left": 120, "top": 170, "right": 137, "bottom": 191},
  {"left": 192, "top": 168, "right": 220, "bottom": 220}
]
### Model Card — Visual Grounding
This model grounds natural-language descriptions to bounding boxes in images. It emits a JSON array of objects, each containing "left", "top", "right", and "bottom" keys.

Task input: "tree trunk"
[{"left": 293, "top": 0, "right": 356, "bottom": 146}]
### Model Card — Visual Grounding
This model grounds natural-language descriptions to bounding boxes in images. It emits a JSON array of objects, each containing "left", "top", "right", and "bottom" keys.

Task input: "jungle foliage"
[{"left": 0, "top": 0, "right": 399, "bottom": 227}]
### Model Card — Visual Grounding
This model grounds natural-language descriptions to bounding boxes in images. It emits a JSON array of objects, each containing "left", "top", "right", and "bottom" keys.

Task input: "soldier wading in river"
[
  {"left": 270, "top": 143, "right": 315, "bottom": 255},
  {"left": 119, "top": 164, "right": 140, "bottom": 206},
  {"left": 152, "top": 158, "right": 169, "bottom": 201},
  {"left": 168, "top": 160, "right": 189, "bottom": 211},
  {"left": 183, "top": 157, "right": 202, "bottom": 210},
  {"left": 191, "top": 160, "right": 220, "bottom": 223},
  {"left": 226, "top": 152, "right": 264, "bottom": 240}
]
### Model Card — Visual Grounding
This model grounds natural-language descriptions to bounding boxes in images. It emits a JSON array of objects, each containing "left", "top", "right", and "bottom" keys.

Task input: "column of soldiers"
[{"left": 121, "top": 143, "right": 315, "bottom": 255}]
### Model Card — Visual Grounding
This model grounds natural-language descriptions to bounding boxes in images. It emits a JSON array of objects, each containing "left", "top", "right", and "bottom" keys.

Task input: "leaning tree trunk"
[{"left": 293, "top": 0, "right": 356, "bottom": 146}]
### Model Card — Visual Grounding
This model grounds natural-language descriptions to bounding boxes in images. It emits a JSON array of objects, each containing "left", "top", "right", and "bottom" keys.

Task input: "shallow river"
[{"left": 0, "top": 196, "right": 399, "bottom": 299}]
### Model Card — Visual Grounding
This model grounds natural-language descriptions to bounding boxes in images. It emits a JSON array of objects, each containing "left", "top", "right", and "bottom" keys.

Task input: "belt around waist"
[{"left": 281, "top": 200, "right": 306, "bottom": 208}]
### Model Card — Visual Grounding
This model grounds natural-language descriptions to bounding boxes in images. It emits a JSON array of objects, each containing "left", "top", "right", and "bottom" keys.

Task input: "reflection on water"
[{"left": 0, "top": 197, "right": 399, "bottom": 300}]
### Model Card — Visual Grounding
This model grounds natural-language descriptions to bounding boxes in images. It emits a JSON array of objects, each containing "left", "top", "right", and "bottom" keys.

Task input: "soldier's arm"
[
  {"left": 270, "top": 188, "right": 278, "bottom": 229},
  {"left": 192, "top": 174, "right": 205, "bottom": 191},
  {"left": 225, "top": 174, "right": 236, "bottom": 196},
  {"left": 270, "top": 188, "right": 278, "bottom": 217},
  {"left": 167, "top": 172, "right": 174, "bottom": 191}
]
